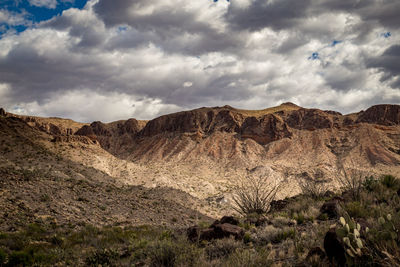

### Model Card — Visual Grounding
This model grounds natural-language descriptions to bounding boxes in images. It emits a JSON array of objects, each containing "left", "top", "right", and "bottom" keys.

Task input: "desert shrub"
[
  {"left": 271, "top": 228, "right": 296, "bottom": 244},
  {"left": 362, "top": 175, "right": 378, "bottom": 192},
  {"left": 336, "top": 163, "right": 366, "bottom": 201},
  {"left": 85, "top": 248, "right": 118, "bottom": 266},
  {"left": 148, "top": 240, "right": 178, "bottom": 267},
  {"left": 7, "top": 250, "right": 33, "bottom": 266},
  {"left": 224, "top": 247, "right": 272, "bottom": 267},
  {"left": 232, "top": 172, "right": 280, "bottom": 215},
  {"left": 0, "top": 248, "right": 6, "bottom": 266},
  {"left": 298, "top": 176, "right": 328, "bottom": 199},
  {"left": 252, "top": 225, "right": 280, "bottom": 244},
  {"left": 205, "top": 238, "right": 241, "bottom": 260},
  {"left": 380, "top": 175, "right": 399, "bottom": 189},
  {"left": 345, "top": 201, "right": 368, "bottom": 218},
  {"left": 293, "top": 212, "right": 306, "bottom": 224},
  {"left": 270, "top": 216, "right": 293, "bottom": 228}
]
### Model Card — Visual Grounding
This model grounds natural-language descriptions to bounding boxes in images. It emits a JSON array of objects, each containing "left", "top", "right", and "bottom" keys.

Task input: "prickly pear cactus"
[{"left": 336, "top": 216, "right": 364, "bottom": 259}]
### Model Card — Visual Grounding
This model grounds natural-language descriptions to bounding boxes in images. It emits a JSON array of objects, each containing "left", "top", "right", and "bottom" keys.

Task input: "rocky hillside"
[
  {"left": 0, "top": 115, "right": 213, "bottom": 230},
  {"left": 1, "top": 104, "right": 400, "bottom": 203}
]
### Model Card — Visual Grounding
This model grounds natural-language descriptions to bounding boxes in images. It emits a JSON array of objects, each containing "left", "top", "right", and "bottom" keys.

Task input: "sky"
[{"left": 0, "top": 0, "right": 399, "bottom": 122}]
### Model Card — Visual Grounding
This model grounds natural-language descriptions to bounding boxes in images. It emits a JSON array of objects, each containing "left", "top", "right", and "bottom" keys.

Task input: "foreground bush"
[{"left": 232, "top": 173, "right": 280, "bottom": 215}]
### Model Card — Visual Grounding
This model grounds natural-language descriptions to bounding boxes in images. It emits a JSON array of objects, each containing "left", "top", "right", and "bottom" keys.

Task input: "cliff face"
[
  {"left": 356, "top": 104, "right": 400, "bottom": 126},
  {"left": 69, "top": 103, "right": 400, "bottom": 167}
]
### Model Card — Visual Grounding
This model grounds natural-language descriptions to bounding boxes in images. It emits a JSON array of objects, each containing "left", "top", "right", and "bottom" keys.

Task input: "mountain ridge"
[{"left": 1, "top": 103, "right": 399, "bottom": 204}]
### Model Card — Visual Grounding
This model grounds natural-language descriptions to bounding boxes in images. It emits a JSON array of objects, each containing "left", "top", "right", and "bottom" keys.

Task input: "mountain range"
[{"left": 0, "top": 103, "right": 399, "bottom": 228}]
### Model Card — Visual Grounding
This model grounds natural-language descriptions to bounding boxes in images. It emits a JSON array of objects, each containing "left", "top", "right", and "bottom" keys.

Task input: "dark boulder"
[
  {"left": 0, "top": 108, "right": 6, "bottom": 117},
  {"left": 211, "top": 216, "right": 240, "bottom": 227},
  {"left": 324, "top": 228, "right": 346, "bottom": 267},
  {"left": 187, "top": 218, "right": 244, "bottom": 242},
  {"left": 212, "top": 223, "right": 244, "bottom": 240}
]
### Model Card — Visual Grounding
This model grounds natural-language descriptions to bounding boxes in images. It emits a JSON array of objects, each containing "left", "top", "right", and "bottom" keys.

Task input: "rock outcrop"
[
  {"left": 357, "top": 104, "right": 400, "bottom": 126},
  {"left": 241, "top": 114, "right": 292, "bottom": 145},
  {"left": 187, "top": 217, "right": 244, "bottom": 242}
]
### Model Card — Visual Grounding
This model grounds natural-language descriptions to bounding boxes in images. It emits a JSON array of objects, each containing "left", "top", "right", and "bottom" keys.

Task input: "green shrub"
[
  {"left": 85, "top": 248, "right": 118, "bottom": 266},
  {"left": 381, "top": 175, "right": 399, "bottom": 189},
  {"left": 362, "top": 176, "right": 378, "bottom": 192},
  {"left": 345, "top": 202, "right": 368, "bottom": 218},
  {"left": 148, "top": 240, "right": 178, "bottom": 267},
  {"left": 7, "top": 251, "right": 33, "bottom": 266},
  {"left": 205, "top": 238, "right": 241, "bottom": 260},
  {"left": 293, "top": 212, "right": 306, "bottom": 224},
  {"left": 225, "top": 247, "right": 272, "bottom": 267},
  {"left": 271, "top": 228, "right": 295, "bottom": 244},
  {"left": 0, "top": 248, "right": 6, "bottom": 266}
]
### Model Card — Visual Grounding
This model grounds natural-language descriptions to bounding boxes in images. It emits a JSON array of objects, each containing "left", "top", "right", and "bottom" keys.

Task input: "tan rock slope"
[
  {"left": 0, "top": 115, "right": 213, "bottom": 230},
  {"left": 2, "top": 103, "right": 400, "bottom": 206}
]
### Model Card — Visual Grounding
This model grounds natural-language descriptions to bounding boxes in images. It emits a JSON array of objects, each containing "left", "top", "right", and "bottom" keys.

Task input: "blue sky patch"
[
  {"left": 330, "top": 40, "right": 342, "bottom": 47},
  {"left": 308, "top": 52, "right": 320, "bottom": 60},
  {"left": 0, "top": 0, "right": 87, "bottom": 37}
]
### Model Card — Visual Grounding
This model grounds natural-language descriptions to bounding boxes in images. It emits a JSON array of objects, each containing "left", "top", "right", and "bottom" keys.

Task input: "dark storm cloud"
[
  {"left": 367, "top": 45, "right": 400, "bottom": 88},
  {"left": 226, "top": 0, "right": 311, "bottom": 31},
  {"left": 92, "top": 0, "right": 243, "bottom": 55}
]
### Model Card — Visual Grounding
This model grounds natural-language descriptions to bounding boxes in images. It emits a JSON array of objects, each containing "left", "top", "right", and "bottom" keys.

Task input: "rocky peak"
[
  {"left": 356, "top": 104, "right": 400, "bottom": 126},
  {"left": 284, "top": 108, "right": 336, "bottom": 130},
  {"left": 138, "top": 107, "right": 243, "bottom": 137}
]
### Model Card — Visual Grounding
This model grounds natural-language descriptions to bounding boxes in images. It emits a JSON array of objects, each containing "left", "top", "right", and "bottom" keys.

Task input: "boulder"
[
  {"left": 211, "top": 216, "right": 240, "bottom": 226},
  {"left": 212, "top": 223, "right": 244, "bottom": 240},
  {"left": 320, "top": 200, "right": 340, "bottom": 219},
  {"left": 324, "top": 228, "right": 346, "bottom": 267},
  {"left": 187, "top": 217, "right": 244, "bottom": 242},
  {"left": 0, "top": 108, "right": 6, "bottom": 117}
]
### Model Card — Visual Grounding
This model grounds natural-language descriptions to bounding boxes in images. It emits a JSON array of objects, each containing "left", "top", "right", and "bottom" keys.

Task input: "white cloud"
[
  {"left": 28, "top": 0, "right": 58, "bottom": 9},
  {"left": 0, "top": 9, "right": 28, "bottom": 26},
  {"left": 10, "top": 90, "right": 181, "bottom": 122},
  {"left": 0, "top": 0, "right": 399, "bottom": 122}
]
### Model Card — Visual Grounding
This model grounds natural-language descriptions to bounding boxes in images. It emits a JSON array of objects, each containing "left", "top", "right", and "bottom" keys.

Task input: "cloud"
[
  {"left": 6, "top": 89, "right": 181, "bottom": 122},
  {"left": 0, "top": 9, "right": 29, "bottom": 26},
  {"left": 0, "top": 0, "right": 399, "bottom": 122},
  {"left": 28, "top": 0, "right": 58, "bottom": 9},
  {"left": 367, "top": 45, "right": 400, "bottom": 88}
]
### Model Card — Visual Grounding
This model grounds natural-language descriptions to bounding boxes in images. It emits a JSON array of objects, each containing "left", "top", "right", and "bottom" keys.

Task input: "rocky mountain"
[{"left": 1, "top": 103, "right": 400, "bottom": 209}]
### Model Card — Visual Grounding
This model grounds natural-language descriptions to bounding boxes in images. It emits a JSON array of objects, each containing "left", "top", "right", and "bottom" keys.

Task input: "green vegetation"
[{"left": 0, "top": 174, "right": 399, "bottom": 266}]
